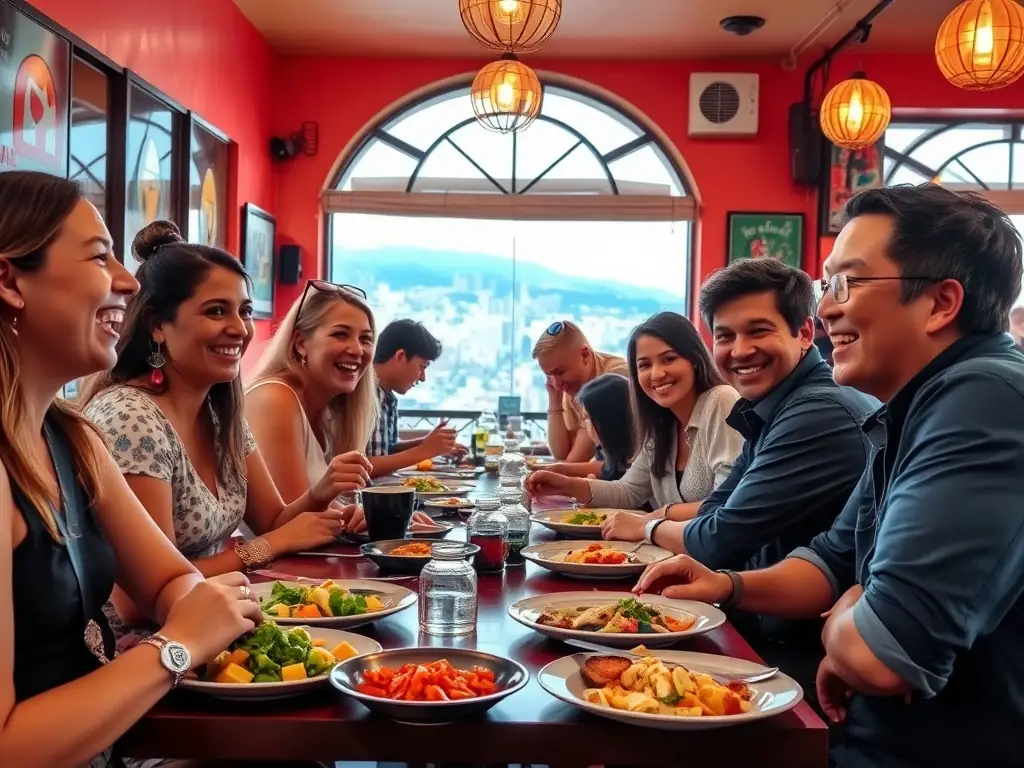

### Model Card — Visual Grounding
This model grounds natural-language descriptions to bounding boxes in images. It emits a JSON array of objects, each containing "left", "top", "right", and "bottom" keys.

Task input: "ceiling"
[{"left": 232, "top": 0, "right": 961, "bottom": 60}]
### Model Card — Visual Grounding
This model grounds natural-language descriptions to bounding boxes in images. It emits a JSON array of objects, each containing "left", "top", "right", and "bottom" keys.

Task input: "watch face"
[{"left": 160, "top": 642, "right": 192, "bottom": 673}]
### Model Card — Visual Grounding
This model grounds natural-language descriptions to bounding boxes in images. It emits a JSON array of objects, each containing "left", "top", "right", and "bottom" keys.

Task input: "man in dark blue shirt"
[{"left": 635, "top": 184, "right": 1024, "bottom": 768}]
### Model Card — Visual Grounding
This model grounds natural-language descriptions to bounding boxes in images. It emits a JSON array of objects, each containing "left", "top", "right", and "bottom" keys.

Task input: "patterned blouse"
[{"left": 84, "top": 385, "right": 257, "bottom": 559}]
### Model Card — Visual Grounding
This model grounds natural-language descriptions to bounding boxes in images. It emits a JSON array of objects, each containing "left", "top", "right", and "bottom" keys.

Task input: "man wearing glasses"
[
  {"left": 532, "top": 320, "right": 628, "bottom": 466},
  {"left": 636, "top": 184, "right": 1024, "bottom": 768}
]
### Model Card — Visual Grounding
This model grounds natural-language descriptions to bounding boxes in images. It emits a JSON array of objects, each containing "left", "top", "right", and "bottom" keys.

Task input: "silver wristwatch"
[{"left": 140, "top": 633, "right": 192, "bottom": 688}]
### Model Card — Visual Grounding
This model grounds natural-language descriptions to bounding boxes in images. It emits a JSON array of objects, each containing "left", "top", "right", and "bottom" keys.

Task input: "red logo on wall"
[{"left": 13, "top": 54, "right": 64, "bottom": 168}]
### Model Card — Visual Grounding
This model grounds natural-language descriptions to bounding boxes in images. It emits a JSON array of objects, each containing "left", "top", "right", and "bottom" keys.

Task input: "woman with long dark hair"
[
  {"left": 527, "top": 312, "right": 743, "bottom": 546},
  {"left": 0, "top": 171, "right": 261, "bottom": 766},
  {"left": 79, "top": 222, "right": 365, "bottom": 645},
  {"left": 543, "top": 373, "right": 637, "bottom": 481}
]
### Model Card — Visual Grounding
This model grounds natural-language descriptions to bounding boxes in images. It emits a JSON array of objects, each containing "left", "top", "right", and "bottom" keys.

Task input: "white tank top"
[{"left": 246, "top": 378, "right": 329, "bottom": 485}]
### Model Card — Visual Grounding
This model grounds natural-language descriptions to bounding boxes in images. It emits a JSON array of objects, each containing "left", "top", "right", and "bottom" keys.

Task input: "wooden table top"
[{"left": 121, "top": 479, "right": 828, "bottom": 767}]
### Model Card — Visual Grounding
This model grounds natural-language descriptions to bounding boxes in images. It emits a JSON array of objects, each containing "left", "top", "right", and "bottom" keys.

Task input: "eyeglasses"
[
  {"left": 546, "top": 321, "right": 565, "bottom": 336},
  {"left": 815, "top": 273, "right": 945, "bottom": 305},
  {"left": 294, "top": 279, "right": 367, "bottom": 321}
]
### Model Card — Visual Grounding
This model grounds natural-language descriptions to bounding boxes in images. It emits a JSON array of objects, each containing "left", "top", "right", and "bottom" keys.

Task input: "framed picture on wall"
[
  {"left": 188, "top": 114, "right": 232, "bottom": 248},
  {"left": 241, "top": 203, "right": 275, "bottom": 319},
  {"left": 726, "top": 212, "right": 804, "bottom": 270},
  {"left": 820, "top": 139, "right": 884, "bottom": 235}
]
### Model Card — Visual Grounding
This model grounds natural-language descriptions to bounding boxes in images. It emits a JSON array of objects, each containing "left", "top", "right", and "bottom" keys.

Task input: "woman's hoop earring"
[{"left": 147, "top": 341, "right": 167, "bottom": 386}]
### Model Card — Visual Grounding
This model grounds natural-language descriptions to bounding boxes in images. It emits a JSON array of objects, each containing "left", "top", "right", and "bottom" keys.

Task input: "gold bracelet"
[
  {"left": 547, "top": 409, "right": 564, "bottom": 415},
  {"left": 233, "top": 536, "right": 273, "bottom": 572}
]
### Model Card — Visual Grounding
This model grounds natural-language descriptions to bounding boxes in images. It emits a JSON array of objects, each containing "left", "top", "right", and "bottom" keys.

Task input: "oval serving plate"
[
  {"left": 250, "top": 579, "right": 416, "bottom": 629},
  {"left": 521, "top": 541, "right": 672, "bottom": 579},
  {"left": 181, "top": 627, "right": 381, "bottom": 701},
  {"left": 538, "top": 650, "right": 803, "bottom": 730},
  {"left": 507, "top": 591, "right": 725, "bottom": 648}
]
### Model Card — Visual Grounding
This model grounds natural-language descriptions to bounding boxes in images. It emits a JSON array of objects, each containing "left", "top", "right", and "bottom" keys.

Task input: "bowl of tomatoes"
[{"left": 329, "top": 647, "right": 529, "bottom": 723}]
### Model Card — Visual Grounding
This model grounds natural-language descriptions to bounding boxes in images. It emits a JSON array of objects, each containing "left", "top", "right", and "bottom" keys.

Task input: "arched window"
[
  {"left": 885, "top": 121, "right": 1024, "bottom": 311},
  {"left": 326, "top": 78, "right": 694, "bottom": 413}
]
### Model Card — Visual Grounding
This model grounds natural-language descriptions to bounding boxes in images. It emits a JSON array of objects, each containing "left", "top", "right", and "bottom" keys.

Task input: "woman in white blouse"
[{"left": 527, "top": 312, "right": 743, "bottom": 546}]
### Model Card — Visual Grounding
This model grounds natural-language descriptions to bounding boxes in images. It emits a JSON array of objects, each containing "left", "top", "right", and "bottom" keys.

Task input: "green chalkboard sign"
[{"left": 727, "top": 212, "right": 804, "bottom": 270}]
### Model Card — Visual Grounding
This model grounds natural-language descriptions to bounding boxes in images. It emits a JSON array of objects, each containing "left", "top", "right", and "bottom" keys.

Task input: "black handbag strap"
[{"left": 42, "top": 419, "right": 95, "bottom": 614}]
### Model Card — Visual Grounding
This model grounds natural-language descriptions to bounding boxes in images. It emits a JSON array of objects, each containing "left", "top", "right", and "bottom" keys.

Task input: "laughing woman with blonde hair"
[{"left": 245, "top": 280, "right": 380, "bottom": 505}]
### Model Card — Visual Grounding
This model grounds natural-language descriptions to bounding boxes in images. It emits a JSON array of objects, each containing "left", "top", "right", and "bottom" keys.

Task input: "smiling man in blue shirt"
[{"left": 635, "top": 184, "right": 1024, "bottom": 768}]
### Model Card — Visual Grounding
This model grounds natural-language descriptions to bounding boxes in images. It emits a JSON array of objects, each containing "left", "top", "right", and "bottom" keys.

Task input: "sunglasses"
[
  {"left": 294, "top": 279, "right": 367, "bottom": 321},
  {"left": 546, "top": 321, "right": 565, "bottom": 336}
]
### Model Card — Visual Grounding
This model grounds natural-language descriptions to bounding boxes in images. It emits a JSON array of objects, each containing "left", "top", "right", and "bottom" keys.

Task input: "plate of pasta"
[
  {"left": 521, "top": 541, "right": 673, "bottom": 579},
  {"left": 538, "top": 648, "right": 803, "bottom": 730},
  {"left": 400, "top": 476, "right": 473, "bottom": 497}
]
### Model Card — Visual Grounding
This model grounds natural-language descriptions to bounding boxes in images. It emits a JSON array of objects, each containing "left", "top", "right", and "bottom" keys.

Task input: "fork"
[{"left": 566, "top": 641, "right": 779, "bottom": 685}]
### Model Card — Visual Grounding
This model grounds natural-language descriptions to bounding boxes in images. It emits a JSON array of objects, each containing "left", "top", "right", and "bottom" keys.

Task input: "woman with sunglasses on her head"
[
  {"left": 0, "top": 172, "right": 261, "bottom": 767},
  {"left": 526, "top": 312, "right": 744, "bottom": 548},
  {"left": 79, "top": 224, "right": 363, "bottom": 646}
]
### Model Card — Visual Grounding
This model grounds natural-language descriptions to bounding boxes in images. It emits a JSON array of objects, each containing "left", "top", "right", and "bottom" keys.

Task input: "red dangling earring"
[{"left": 147, "top": 340, "right": 166, "bottom": 387}]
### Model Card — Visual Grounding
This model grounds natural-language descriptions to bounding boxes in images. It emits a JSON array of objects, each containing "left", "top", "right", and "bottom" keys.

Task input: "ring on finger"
[{"left": 240, "top": 585, "right": 252, "bottom": 601}]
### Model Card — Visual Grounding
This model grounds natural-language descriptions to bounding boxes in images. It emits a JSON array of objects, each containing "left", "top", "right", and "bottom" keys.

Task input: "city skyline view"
[{"left": 331, "top": 213, "right": 691, "bottom": 413}]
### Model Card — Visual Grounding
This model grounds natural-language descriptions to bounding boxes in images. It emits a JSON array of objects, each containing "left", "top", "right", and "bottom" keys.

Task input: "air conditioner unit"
[{"left": 688, "top": 73, "right": 759, "bottom": 137}]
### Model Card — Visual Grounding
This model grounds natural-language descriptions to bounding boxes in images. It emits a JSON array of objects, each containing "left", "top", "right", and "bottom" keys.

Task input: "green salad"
[
  {"left": 202, "top": 622, "right": 343, "bottom": 684},
  {"left": 563, "top": 511, "right": 608, "bottom": 526},
  {"left": 260, "top": 579, "right": 384, "bottom": 619}
]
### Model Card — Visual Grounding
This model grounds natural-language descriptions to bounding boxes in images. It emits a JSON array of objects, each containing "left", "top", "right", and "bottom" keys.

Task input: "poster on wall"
[
  {"left": 242, "top": 203, "right": 275, "bottom": 319},
  {"left": 820, "top": 140, "right": 884, "bottom": 235},
  {"left": 0, "top": 3, "right": 71, "bottom": 176},
  {"left": 727, "top": 212, "right": 804, "bottom": 271},
  {"left": 188, "top": 116, "right": 231, "bottom": 248}
]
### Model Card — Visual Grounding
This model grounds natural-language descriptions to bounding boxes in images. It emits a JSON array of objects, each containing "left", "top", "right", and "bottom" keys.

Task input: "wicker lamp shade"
[
  {"left": 936, "top": 0, "right": 1024, "bottom": 90},
  {"left": 471, "top": 55, "right": 543, "bottom": 133},
  {"left": 819, "top": 74, "right": 891, "bottom": 150},
  {"left": 459, "top": 0, "right": 561, "bottom": 54}
]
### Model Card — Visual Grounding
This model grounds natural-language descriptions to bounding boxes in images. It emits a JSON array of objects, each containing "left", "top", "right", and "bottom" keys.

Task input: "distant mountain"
[{"left": 333, "top": 245, "right": 686, "bottom": 308}]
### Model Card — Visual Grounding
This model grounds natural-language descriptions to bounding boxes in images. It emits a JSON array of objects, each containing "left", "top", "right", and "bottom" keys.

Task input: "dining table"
[{"left": 120, "top": 473, "right": 829, "bottom": 767}]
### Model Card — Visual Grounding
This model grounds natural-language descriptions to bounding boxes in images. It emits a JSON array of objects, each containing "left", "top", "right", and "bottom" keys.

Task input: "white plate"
[
  {"left": 423, "top": 497, "right": 476, "bottom": 511},
  {"left": 251, "top": 579, "right": 417, "bottom": 628},
  {"left": 530, "top": 508, "right": 642, "bottom": 539},
  {"left": 181, "top": 627, "right": 382, "bottom": 701},
  {"left": 397, "top": 467, "right": 484, "bottom": 479},
  {"left": 507, "top": 592, "right": 725, "bottom": 648},
  {"left": 416, "top": 485, "right": 473, "bottom": 498},
  {"left": 521, "top": 541, "right": 673, "bottom": 579},
  {"left": 538, "top": 650, "right": 803, "bottom": 730}
]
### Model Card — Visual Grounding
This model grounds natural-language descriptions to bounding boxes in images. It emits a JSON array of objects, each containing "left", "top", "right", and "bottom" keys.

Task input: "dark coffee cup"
[{"left": 359, "top": 486, "right": 417, "bottom": 541}]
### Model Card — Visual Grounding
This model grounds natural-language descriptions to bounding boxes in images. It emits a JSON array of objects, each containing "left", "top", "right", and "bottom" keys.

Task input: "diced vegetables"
[
  {"left": 214, "top": 663, "right": 254, "bottom": 684},
  {"left": 200, "top": 622, "right": 354, "bottom": 685},
  {"left": 330, "top": 641, "right": 359, "bottom": 661},
  {"left": 355, "top": 660, "right": 499, "bottom": 702},
  {"left": 281, "top": 663, "right": 308, "bottom": 682},
  {"left": 259, "top": 580, "right": 385, "bottom": 619}
]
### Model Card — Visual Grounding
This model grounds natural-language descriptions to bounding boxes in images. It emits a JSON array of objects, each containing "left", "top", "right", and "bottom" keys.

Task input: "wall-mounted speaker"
[
  {"left": 789, "top": 102, "right": 824, "bottom": 186},
  {"left": 279, "top": 244, "right": 302, "bottom": 284}
]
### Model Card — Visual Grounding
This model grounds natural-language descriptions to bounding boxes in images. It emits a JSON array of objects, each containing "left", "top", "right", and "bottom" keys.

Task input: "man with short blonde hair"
[{"left": 532, "top": 320, "right": 628, "bottom": 462}]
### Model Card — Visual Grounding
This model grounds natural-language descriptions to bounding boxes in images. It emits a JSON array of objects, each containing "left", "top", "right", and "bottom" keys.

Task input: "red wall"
[
  {"left": 271, "top": 52, "right": 1024, "bottom": 318},
  {"left": 29, "top": 0, "right": 279, "bottom": 349}
]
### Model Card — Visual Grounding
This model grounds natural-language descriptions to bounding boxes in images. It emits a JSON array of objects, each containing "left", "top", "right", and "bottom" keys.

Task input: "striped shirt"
[{"left": 367, "top": 385, "right": 399, "bottom": 456}]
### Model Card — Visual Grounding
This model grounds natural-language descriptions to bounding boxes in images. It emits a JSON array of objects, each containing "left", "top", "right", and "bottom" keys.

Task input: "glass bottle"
[
  {"left": 468, "top": 497, "right": 508, "bottom": 573},
  {"left": 419, "top": 542, "right": 478, "bottom": 636},
  {"left": 498, "top": 434, "right": 527, "bottom": 489},
  {"left": 498, "top": 487, "right": 530, "bottom": 567},
  {"left": 474, "top": 411, "right": 497, "bottom": 463},
  {"left": 484, "top": 426, "right": 505, "bottom": 473}
]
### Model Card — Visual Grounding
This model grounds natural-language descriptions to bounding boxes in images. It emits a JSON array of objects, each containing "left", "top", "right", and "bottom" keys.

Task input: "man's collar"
[{"left": 751, "top": 344, "right": 826, "bottom": 422}]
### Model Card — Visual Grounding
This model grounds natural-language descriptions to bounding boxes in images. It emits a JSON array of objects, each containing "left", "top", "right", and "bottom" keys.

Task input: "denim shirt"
[
  {"left": 685, "top": 346, "right": 878, "bottom": 574},
  {"left": 792, "top": 334, "right": 1024, "bottom": 768}
]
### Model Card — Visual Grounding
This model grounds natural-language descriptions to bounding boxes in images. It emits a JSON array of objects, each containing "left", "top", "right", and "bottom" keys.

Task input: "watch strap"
[
  {"left": 718, "top": 569, "right": 744, "bottom": 608},
  {"left": 644, "top": 518, "right": 667, "bottom": 545},
  {"left": 140, "top": 633, "right": 187, "bottom": 688}
]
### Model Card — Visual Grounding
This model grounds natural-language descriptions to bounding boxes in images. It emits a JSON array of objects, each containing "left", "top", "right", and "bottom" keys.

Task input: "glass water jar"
[
  {"left": 498, "top": 487, "right": 530, "bottom": 567},
  {"left": 468, "top": 497, "right": 508, "bottom": 573},
  {"left": 418, "top": 542, "right": 478, "bottom": 636}
]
